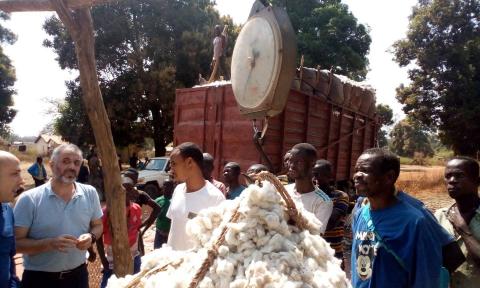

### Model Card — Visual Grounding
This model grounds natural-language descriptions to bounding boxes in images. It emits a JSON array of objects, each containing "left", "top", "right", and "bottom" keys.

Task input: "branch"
[
  {"left": 50, "top": 0, "right": 77, "bottom": 34},
  {"left": 0, "top": 0, "right": 111, "bottom": 12}
]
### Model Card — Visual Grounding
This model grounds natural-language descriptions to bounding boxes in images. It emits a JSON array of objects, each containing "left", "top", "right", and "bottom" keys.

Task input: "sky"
[{"left": 2, "top": 0, "right": 417, "bottom": 137}]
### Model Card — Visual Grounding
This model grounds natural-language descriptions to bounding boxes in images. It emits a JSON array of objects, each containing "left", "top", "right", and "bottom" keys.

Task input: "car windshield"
[{"left": 144, "top": 158, "right": 167, "bottom": 171}]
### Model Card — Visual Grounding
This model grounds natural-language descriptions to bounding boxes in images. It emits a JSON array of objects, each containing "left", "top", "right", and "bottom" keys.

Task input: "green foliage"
[
  {"left": 0, "top": 12, "right": 17, "bottom": 137},
  {"left": 389, "top": 117, "right": 434, "bottom": 157},
  {"left": 393, "top": 0, "right": 480, "bottom": 155},
  {"left": 376, "top": 104, "right": 394, "bottom": 126},
  {"left": 268, "top": 0, "right": 371, "bottom": 80},
  {"left": 376, "top": 104, "right": 394, "bottom": 147},
  {"left": 44, "top": 0, "right": 238, "bottom": 154}
]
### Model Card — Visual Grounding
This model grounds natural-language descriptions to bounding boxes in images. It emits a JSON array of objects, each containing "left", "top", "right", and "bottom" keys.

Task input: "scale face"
[
  {"left": 231, "top": 5, "right": 297, "bottom": 119},
  {"left": 231, "top": 16, "right": 279, "bottom": 109}
]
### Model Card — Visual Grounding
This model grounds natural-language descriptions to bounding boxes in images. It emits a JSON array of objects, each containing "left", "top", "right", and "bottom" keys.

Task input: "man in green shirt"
[
  {"left": 435, "top": 156, "right": 480, "bottom": 288},
  {"left": 154, "top": 179, "right": 174, "bottom": 249}
]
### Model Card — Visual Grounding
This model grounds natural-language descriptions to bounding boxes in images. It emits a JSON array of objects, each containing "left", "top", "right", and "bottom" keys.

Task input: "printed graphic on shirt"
[{"left": 355, "top": 230, "right": 378, "bottom": 281}]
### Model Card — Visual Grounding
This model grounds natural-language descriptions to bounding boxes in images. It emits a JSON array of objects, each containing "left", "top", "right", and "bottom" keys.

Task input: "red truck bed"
[{"left": 174, "top": 84, "right": 378, "bottom": 182}]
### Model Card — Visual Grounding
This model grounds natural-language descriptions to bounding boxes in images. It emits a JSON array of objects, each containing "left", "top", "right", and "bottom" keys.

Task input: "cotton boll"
[
  {"left": 225, "top": 229, "right": 240, "bottom": 246},
  {"left": 256, "top": 226, "right": 266, "bottom": 238},
  {"left": 198, "top": 277, "right": 214, "bottom": 288},
  {"left": 218, "top": 245, "right": 229, "bottom": 257},
  {"left": 260, "top": 233, "right": 284, "bottom": 253},
  {"left": 230, "top": 278, "right": 247, "bottom": 288}
]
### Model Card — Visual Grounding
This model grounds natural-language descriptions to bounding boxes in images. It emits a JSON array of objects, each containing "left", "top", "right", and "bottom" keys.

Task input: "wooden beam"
[
  {"left": 0, "top": 0, "right": 110, "bottom": 12},
  {"left": 49, "top": 1, "right": 132, "bottom": 276}
]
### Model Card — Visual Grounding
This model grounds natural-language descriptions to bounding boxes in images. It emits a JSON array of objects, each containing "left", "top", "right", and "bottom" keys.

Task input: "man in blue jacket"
[
  {"left": 0, "top": 151, "right": 24, "bottom": 288},
  {"left": 27, "top": 156, "right": 47, "bottom": 187},
  {"left": 351, "top": 148, "right": 444, "bottom": 287}
]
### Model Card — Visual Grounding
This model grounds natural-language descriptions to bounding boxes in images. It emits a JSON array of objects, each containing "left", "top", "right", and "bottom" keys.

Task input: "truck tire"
[{"left": 144, "top": 183, "right": 161, "bottom": 199}]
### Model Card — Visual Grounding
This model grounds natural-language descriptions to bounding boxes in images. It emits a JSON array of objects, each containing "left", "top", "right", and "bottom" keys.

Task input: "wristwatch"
[{"left": 89, "top": 232, "right": 97, "bottom": 244}]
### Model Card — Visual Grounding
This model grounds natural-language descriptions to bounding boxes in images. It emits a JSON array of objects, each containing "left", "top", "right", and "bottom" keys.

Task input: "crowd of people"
[{"left": 1, "top": 141, "right": 479, "bottom": 288}]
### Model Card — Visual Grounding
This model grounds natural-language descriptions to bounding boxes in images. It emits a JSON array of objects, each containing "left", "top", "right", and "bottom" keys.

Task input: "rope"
[
  {"left": 125, "top": 171, "right": 311, "bottom": 288},
  {"left": 188, "top": 208, "right": 241, "bottom": 288}
]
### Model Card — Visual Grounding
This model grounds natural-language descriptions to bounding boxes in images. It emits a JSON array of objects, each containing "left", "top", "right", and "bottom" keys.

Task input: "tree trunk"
[
  {"left": 151, "top": 108, "right": 166, "bottom": 156},
  {"left": 51, "top": 3, "right": 132, "bottom": 276}
]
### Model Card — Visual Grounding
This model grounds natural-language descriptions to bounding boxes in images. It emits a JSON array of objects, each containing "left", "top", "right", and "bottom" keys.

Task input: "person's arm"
[
  {"left": 449, "top": 207, "right": 480, "bottom": 262},
  {"left": 96, "top": 235, "right": 109, "bottom": 269},
  {"left": 458, "top": 229, "right": 480, "bottom": 262},
  {"left": 27, "top": 164, "right": 34, "bottom": 176},
  {"left": 442, "top": 240, "right": 466, "bottom": 273},
  {"left": 15, "top": 226, "right": 78, "bottom": 255},
  {"left": 42, "top": 165, "right": 47, "bottom": 179},
  {"left": 139, "top": 194, "right": 161, "bottom": 235},
  {"left": 326, "top": 192, "right": 349, "bottom": 231},
  {"left": 76, "top": 218, "right": 103, "bottom": 250}
]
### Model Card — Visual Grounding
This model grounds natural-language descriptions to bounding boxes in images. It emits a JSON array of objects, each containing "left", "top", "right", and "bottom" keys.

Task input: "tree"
[
  {"left": 0, "top": 12, "right": 17, "bottom": 137},
  {"left": 269, "top": 0, "right": 371, "bottom": 80},
  {"left": 376, "top": 104, "right": 394, "bottom": 147},
  {"left": 393, "top": 0, "right": 480, "bottom": 155},
  {"left": 390, "top": 117, "right": 434, "bottom": 157},
  {"left": 44, "top": 0, "right": 238, "bottom": 155}
]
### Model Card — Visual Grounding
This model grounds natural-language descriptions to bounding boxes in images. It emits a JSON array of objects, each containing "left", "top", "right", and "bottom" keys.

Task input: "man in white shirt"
[
  {"left": 166, "top": 142, "right": 225, "bottom": 250},
  {"left": 285, "top": 143, "right": 333, "bottom": 234}
]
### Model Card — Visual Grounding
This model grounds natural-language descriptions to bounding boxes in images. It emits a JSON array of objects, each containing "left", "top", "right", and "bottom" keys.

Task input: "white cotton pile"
[{"left": 107, "top": 181, "right": 351, "bottom": 288}]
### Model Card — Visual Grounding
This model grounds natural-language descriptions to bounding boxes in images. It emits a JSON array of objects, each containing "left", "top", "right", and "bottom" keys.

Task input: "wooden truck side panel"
[{"left": 174, "top": 84, "right": 377, "bottom": 182}]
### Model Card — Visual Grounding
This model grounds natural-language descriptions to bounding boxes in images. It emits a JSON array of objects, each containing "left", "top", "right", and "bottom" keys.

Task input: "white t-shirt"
[
  {"left": 166, "top": 181, "right": 225, "bottom": 250},
  {"left": 285, "top": 183, "right": 333, "bottom": 234}
]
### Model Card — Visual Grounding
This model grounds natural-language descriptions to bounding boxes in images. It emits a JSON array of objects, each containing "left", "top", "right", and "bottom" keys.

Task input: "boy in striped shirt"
[{"left": 313, "top": 160, "right": 349, "bottom": 260}]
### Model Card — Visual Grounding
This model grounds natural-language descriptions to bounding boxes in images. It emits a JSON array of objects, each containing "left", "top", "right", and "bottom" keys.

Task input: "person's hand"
[
  {"left": 100, "top": 257, "right": 109, "bottom": 270},
  {"left": 87, "top": 248, "right": 97, "bottom": 262},
  {"left": 76, "top": 233, "right": 93, "bottom": 251},
  {"left": 448, "top": 206, "right": 470, "bottom": 233},
  {"left": 49, "top": 235, "right": 78, "bottom": 252}
]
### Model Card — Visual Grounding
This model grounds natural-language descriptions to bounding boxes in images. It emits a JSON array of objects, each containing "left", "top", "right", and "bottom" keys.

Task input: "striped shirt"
[{"left": 323, "top": 188, "right": 349, "bottom": 259}]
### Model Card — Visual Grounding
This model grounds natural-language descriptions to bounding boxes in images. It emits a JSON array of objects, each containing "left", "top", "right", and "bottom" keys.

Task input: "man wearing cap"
[
  {"left": 14, "top": 144, "right": 103, "bottom": 288},
  {"left": 96, "top": 175, "right": 143, "bottom": 288}
]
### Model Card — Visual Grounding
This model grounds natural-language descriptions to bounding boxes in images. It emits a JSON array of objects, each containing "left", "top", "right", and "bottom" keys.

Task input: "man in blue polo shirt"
[
  {"left": 14, "top": 144, "right": 103, "bottom": 288},
  {"left": 351, "top": 148, "right": 443, "bottom": 287},
  {"left": 0, "top": 151, "right": 24, "bottom": 288}
]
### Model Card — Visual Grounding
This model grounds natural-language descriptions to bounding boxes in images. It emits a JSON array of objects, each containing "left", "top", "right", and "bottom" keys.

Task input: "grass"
[
  {"left": 9, "top": 149, "right": 43, "bottom": 163},
  {"left": 397, "top": 166, "right": 453, "bottom": 211},
  {"left": 397, "top": 166, "right": 445, "bottom": 193},
  {"left": 399, "top": 151, "right": 455, "bottom": 166}
]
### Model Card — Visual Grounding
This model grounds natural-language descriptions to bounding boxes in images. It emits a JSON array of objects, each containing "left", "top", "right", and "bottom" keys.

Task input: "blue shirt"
[
  {"left": 14, "top": 182, "right": 103, "bottom": 272},
  {"left": 351, "top": 199, "right": 442, "bottom": 288},
  {"left": 226, "top": 185, "right": 246, "bottom": 200},
  {"left": 27, "top": 163, "right": 47, "bottom": 180},
  {"left": 397, "top": 191, "right": 454, "bottom": 246},
  {"left": 1, "top": 203, "right": 18, "bottom": 288}
]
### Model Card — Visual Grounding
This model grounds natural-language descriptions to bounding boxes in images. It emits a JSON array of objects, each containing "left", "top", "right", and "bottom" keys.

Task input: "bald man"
[{"left": 0, "top": 151, "right": 24, "bottom": 288}]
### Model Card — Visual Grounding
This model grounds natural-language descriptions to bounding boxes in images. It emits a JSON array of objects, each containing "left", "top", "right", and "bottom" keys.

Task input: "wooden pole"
[
  {"left": 0, "top": 0, "right": 133, "bottom": 277},
  {"left": 0, "top": 0, "right": 110, "bottom": 12},
  {"left": 49, "top": 0, "right": 132, "bottom": 276}
]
